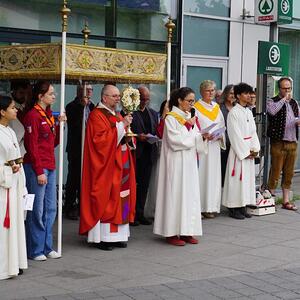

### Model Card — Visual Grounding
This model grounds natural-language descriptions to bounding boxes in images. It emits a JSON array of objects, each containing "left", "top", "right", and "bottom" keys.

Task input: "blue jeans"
[{"left": 24, "top": 164, "right": 57, "bottom": 258}]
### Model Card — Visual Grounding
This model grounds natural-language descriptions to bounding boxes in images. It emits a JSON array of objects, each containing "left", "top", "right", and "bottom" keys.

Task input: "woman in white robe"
[
  {"left": 194, "top": 80, "right": 226, "bottom": 218},
  {"left": 153, "top": 87, "right": 207, "bottom": 246},
  {"left": 0, "top": 95, "right": 28, "bottom": 280},
  {"left": 222, "top": 83, "right": 260, "bottom": 219}
]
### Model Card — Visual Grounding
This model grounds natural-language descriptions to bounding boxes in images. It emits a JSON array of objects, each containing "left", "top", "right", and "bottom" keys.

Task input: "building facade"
[{"left": 1, "top": 0, "right": 300, "bottom": 169}]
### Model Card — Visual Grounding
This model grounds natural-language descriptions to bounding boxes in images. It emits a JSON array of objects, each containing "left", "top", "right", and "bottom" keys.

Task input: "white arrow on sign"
[
  {"left": 269, "top": 45, "right": 281, "bottom": 65},
  {"left": 281, "top": 0, "right": 290, "bottom": 14}
]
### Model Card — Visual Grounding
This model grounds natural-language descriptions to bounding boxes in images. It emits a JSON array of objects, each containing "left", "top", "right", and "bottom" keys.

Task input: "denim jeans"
[{"left": 24, "top": 164, "right": 57, "bottom": 258}]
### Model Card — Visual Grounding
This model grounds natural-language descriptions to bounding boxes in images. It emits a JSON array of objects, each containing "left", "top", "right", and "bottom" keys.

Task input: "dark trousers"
[
  {"left": 221, "top": 147, "right": 230, "bottom": 187},
  {"left": 135, "top": 156, "right": 153, "bottom": 219},
  {"left": 64, "top": 153, "right": 81, "bottom": 214}
]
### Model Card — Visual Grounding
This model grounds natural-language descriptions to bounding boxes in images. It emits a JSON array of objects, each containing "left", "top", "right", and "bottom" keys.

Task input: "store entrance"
[{"left": 181, "top": 57, "right": 228, "bottom": 100}]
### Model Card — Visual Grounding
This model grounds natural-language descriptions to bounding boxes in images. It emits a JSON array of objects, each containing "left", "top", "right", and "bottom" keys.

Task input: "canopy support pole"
[
  {"left": 57, "top": 0, "right": 70, "bottom": 256},
  {"left": 165, "top": 17, "right": 175, "bottom": 99}
]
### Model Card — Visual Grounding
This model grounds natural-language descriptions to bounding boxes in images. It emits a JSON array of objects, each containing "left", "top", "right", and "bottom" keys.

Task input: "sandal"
[{"left": 282, "top": 202, "right": 298, "bottom": 211}]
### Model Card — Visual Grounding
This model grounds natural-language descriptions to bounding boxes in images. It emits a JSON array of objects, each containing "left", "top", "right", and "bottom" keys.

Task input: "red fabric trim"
[
  {"left": 243, "top": 136, "right": 252, "bottom": 140},
  {"left": 185, "top": 123, "right": 192, "bottom": 131},
  {"left": 110, "top": 223, "right": 118, "bottom": 233},
  {"left": 231, "top": 155, "right": 236, "bottom": 177},
  {"left": 195, "top": 117, "right": 201, "bottom": 131},
  {"left": 3, "top": 189, "right": 10, "bottom": 229}
]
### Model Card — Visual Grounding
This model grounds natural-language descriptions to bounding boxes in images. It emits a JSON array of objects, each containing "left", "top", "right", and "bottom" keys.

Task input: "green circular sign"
[
  {"left": 259, "top": 0, "right": 274, "bottom": 15},
  {"left": 281, "top": 0, "right": 290, "bottom": 15}
]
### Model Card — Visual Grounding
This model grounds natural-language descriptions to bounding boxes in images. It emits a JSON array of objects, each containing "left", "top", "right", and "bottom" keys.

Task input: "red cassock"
[{"left": 79, "top": 108, "right": 136, "bottom": 235}]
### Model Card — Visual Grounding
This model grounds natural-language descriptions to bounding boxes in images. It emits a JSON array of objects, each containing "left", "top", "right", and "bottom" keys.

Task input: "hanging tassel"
[
  {"left": 231, "top": 156, "right": 237, "bottom": 177},
  {"left": 240, "top": 160, "right": 243, "bottom": 181},
  {"left": 3, "top": 189, "right": 10, "bottom": 229}
]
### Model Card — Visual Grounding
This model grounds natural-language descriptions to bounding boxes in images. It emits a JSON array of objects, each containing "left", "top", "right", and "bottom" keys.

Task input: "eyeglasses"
[
  {"left": 280, "top": 87, "right": 291, "bottom": 91},
  {"left": 184, "top": 99, "right": 195, "bottom": 104},
  {"left": 104, "top": 94, "right": 120, "bottom": 98},
  {"left": 203, "top": 89, "right": 215, "bottom": 93}
]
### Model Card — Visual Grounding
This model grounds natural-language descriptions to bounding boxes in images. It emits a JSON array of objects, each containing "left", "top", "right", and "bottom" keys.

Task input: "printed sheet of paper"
[
  {"left": 201, "top": 123, "right": 217, "bottom": 134},
  {"left": 211, "top": 127, "right": 226, "bottom": 141},
  {"left": 24, "top": 194, "right": 35, "bottom": 211}
]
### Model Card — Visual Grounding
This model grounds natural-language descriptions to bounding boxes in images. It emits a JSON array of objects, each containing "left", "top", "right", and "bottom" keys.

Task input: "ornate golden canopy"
[{"left": 0, "top": 43, "right": 167, "bottom": 84}]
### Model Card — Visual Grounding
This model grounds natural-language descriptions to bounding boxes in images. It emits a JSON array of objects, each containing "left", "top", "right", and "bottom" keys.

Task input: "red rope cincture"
[
  {"left": 3, "top": 189, "right": 10, "bottom": 229},
  {"left": 231, "top": 136, "right": 252, "bottom": 181}
]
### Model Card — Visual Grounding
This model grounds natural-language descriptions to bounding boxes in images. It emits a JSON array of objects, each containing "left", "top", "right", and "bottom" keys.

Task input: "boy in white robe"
[
  {"left": 0, "top": 96, "right": 28, "bottom": 280},
  {"left": 222, "top": 83, "right": 260, "bottom": 219}
]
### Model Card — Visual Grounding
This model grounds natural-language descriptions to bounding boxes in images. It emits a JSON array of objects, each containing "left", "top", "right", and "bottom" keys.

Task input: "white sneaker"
[
  {"left": 33, "top": 254, "right": 47, "bottom": 261},
  {"left": 46, "top": 251, "right": 61, "bottom": 259}
]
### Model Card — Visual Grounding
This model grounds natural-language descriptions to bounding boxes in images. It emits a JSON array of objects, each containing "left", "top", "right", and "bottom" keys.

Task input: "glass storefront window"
[
  {"left": 117, "top": 0, "right": 178, "bottom": 41},
  {"left": 186, "top": 66, "right": 222, "bottom": 100},
  {"left": 183, "top": 16, "right": 229, "bottom": 56},
  {"left": 184, "top": 0, "right": 230, "bottom": 17},
  {"left": 117, "top": 41, "right": 165, "bottom": 52},
  {"left": 279, "top": 28, "right": 300, "bottom": 169},
  {"left": 279, "top": 28, "right": 300, "bottom": 103},
  {"left": 0, "top": 0, "right": 106, "bottom": 35},
  {"left": 293, "top": 1, "right": 300, "bottom": 19}
]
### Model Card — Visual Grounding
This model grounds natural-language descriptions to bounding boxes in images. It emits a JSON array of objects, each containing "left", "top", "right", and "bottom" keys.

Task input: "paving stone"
[
  {"left": 20, "top": 298, "right": 46, "bottom": 300},
  {"left": 177, "top": 287, "right": 220, "bottom": 299},
  {"left": 189, "top": 279, "right": 220, "bottom": 291},
  {"left": 163, "top": 281, "right": 193, "bottom": 289},
  {"left": 209, "top": 287, "right": 244, "bottom": 299},
  {"left": 130, "top": 292, "right": 162, "bottom": 300},
  {"left": 272, "top": 291, "right": 300, "bottom": 300},
  {"left": 44, "top": 295, "right": 74, "bottom": 300},
  {"left": 102, "top": 296, "right": 133, "bottom": 300},
  {"left": 257, "top": 283, "right": 286, "bottom": 293},
  {"left": 210, "top": 277, "right": 249, "bottom": 290},
  {"left": 95, "top": 289, "right": 124, "bottom": 298},
  {"left": 69, "top": 292, "right": 100, "bottom": 299},
  {"left": 249, "top": 294, "right": 281, "bottom": 300},
  {"left": 235, "top": 287, "right": 265, "bottom": 297},
  {"left": 119, "top": 287, "right": 147, "bottom": 296},
  {"left": 153, "top": 290, "right": 182, "bottom": 298},
  {"left": 160, "top": 297, "right": 191, "bottom": 300}
]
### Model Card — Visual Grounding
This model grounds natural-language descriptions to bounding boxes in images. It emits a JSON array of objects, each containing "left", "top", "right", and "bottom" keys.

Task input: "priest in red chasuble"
[{"left": 79, "top": 85, "right": 136, "bottom": 251}]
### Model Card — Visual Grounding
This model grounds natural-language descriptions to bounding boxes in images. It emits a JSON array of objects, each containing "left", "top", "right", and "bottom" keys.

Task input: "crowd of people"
[{"left": 0, "top": 77, "right": 299, "bottom": 280}]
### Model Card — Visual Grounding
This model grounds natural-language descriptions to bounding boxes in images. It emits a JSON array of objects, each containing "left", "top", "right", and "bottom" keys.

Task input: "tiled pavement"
[{"left": 2, "top": 175, "right": 300, "bottom": 300}]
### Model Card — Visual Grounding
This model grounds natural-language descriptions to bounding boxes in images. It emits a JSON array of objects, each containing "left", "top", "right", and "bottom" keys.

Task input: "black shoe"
[
  {"left": 138, "top": 216, "right": 152, "bottom": 225},
  {"left": 96, "top": 242, "right": 113, "bottom": 251},
  {"left": 228, "top": 208, "right": 234, "bottom": 217},
  {"left": 130, "top": 220, "right": 140, "bottom": 226},
  {"left": 18, "top": 269, "right": 24, "bottom": 275},
  {"left": 230, "top": 208, "right": 245, "bottom": 220},
  {"left": 65, "top": 210, "right": 78, "bottom": 221},
  {"left": 240, "top": 207, "right": 252, "bottom": 218},
  {"left": 110, "top": 242, "right": 127, "bottom": 248}
]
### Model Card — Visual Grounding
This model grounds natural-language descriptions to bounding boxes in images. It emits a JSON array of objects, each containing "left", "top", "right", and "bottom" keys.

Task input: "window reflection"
[{"left": 184, "top": 0, "right": 230, "bottom": 18}]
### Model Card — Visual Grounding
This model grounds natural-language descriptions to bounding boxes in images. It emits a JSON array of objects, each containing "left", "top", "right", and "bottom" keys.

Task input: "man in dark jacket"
[
  {"left": 65, "top": 84, "right": 94, "bottom": 220},
  {"left": 131, "top": 86, "right": 158, "bottom": 225}
]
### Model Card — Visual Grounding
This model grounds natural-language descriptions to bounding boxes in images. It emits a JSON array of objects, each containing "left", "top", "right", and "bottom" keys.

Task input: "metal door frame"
[{"left": 181, "top": 56, "right": 228, "bottom": 89}]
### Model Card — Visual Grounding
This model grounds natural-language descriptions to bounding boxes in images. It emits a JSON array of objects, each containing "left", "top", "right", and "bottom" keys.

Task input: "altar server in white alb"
[
  {"left": 222, "top": 83, "right": 260, "bottom": 220},
  {"left": 154, "top": 87, "right": 207, "bottom": 246},
  {"left": 194, "top": 80, "right": 226, "bottom": 218},
  {"left": 0, "top": 95, "right": 28, "bottom": 280}
]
